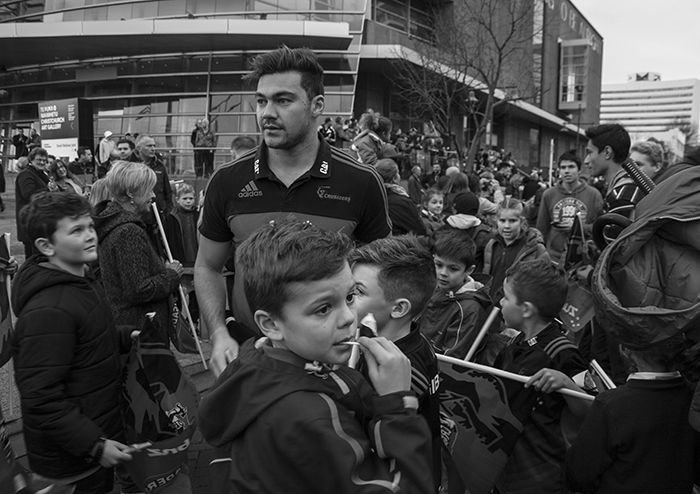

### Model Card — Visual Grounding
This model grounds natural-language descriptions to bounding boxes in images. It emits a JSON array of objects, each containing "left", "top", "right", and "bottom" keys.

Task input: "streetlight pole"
[{"left": 575, "top": 102, "right": 582, "bottom": 153}]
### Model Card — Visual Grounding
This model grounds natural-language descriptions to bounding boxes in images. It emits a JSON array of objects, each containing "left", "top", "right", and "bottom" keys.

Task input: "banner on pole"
[{"left": 438, "top": 359, "right": 525, "bottom": 494}]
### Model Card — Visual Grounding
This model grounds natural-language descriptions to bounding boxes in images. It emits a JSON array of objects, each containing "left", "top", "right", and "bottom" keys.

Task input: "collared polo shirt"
[
  {"left": 200, "top": 137, "right": 391, "bottom": 331},
  {"left": 200, "top": 138, "right": 390, "bottom": 246}
]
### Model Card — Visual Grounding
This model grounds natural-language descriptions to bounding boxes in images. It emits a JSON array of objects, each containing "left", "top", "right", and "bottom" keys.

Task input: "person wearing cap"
[{"left": 98, "top": 131, "right": 115, "bottom": 164}]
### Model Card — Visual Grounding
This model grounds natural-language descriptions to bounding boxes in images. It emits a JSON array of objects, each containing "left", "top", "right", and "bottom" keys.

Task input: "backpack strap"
[
  {"left": 542, "top": 335, "right": 577, "bottom": 360},
  {"left": 482, "top": 238, "right": 496, "bottom": 275}
]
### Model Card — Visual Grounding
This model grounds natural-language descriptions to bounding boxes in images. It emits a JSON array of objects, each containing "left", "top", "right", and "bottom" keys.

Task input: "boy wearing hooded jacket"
[
  {"left": 536, "top": 152, "right": 603, "bottom": 262},
  {"left": 418, "top": 229, "right": 498, "bottom": 363},
  {"left": 12, "top": 192, "right": 133, "bottom": 494},
  {"left": 199, "top": 220, "right": 433, "bottom": 494}
]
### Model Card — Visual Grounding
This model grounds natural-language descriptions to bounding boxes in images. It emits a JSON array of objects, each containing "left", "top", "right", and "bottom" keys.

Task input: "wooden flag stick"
[
  {"left": 464, "top": 307, "right": 501, "bottom": 362},
  {"left": 437, "top": 353, "right": 594, "bottom": 402},
  {"left": 150, "top": 203, "right": 207, "bottom": 370},
  {"left": 590, "top": 359, "right": 616, "bottom": 390}
]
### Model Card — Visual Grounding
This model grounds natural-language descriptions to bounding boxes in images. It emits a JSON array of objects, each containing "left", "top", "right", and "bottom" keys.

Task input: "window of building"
[
  {"left": 373, "top": 0, "right": 434, "bottom": 42},
  {"left": 558, "top": 39, "right": 589, "bottom": 110}
]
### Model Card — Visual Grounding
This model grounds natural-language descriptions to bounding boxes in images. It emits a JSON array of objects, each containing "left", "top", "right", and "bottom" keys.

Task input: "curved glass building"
[{"left": 0, "top": 0, "right": 601, "bottom": 173}]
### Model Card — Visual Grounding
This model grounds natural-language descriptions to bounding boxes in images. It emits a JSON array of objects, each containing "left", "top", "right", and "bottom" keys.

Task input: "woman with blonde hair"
[{"left": 93, "top": 161, "right": 183, "bottom": 344}]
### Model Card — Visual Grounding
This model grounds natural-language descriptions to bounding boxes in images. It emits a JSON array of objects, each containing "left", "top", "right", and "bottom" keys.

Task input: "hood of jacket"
[
  {"left": 12, "top": 255, "right": 91, "bottom": 315},
  {"left": 445, "top": 214, "right": 481, "bottom": 230},
  {"left": 199, "top": 339, "right": 368, "bottom": 447},
  {"left": 385, "top": 183, "right": 409, "bottom": 197},
  {"left": 432, "top": 279, "right": 490, "bottom": 307},
  {"left": 93, "top": 200, "right": 145, "bottom": 240},
  {"left": 555, "top": 179, "right": 588, "bottom": 195},
  {"left": 493, "top": 226, "right": 544, "bottom": 250}
]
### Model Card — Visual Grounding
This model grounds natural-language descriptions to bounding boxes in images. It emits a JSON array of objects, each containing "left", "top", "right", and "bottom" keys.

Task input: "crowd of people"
[{"left": 1, "top": 45, "right": 699, "bottom": 494}]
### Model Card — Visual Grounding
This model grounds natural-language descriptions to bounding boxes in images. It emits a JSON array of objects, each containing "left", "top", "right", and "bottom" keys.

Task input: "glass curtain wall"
[{"left": 0, "top": 0, "right": 367, "bottom": 173}]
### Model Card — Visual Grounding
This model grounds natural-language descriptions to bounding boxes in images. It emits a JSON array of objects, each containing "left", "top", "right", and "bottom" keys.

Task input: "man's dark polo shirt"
[{"left": 200, "top": 137, "right": 391, "bottom": 331}]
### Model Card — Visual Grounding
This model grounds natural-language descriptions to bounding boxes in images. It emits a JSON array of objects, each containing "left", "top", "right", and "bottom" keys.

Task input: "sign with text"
[{"left": 37, "top": 98, "right": 93, "bottom": 159}]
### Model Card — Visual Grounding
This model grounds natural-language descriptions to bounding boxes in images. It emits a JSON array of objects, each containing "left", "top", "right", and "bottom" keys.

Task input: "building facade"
[
  {"left": 0, "top": 0, "right": 602, "bottom": 173},
  {"left": 601, "top": 73, "right": 700, "bottom": 160}
]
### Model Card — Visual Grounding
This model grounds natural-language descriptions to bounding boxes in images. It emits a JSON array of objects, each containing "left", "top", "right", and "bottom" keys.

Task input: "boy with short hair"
[
  {"left": 199, "top": 220, "right": 433, "bottom": 494},
  {"left": 418, "top": 229, "right": 496, "bottom": 362},
  {"left": 494, "top": 258, "right": 588, "bottom": 494},
  {"left": 12, "top": 192, "right": 132, "bottom": 494},
  {"left": 566, "top": 336, "right": 700, "bottom": 494},
  {"left": 349, "top": 235, "right": 441, "bottom": 492}
]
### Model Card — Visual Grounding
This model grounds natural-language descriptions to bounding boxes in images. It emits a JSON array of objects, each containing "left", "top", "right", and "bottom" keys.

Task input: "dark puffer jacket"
[
  {"left": 94, "top": 200, "right": 180, "bottom": 344},
  {"left": 11, "top": 257, "right": 126, "bottom": 479}
]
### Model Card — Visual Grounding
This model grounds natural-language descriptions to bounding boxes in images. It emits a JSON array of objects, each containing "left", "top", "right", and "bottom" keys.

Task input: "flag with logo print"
[
  {"left": 122, "top": 315, "right": 198, "bottom": 492},
  {"left": 439, "top": 359, "right": 527, "bottom": 494},
  {"left": 559, "top": 214, "right": 595, "bottom": 332}
]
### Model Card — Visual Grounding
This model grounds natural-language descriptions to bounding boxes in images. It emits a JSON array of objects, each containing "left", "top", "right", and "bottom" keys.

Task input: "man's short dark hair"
[
  {"left": 506, "top": 258, "right": 566, "bottom": 319},
  {"left": 28, "top": 147, "right": 47, "bottom": 161},
  {"left": 244, "top": 45, "right": 325, "bottom": 101},
  {"left": 116, "top": 137, "right": 135, "bottom": 150},
  {"left": 585, "top": 124, "right": 630, "bottom": 164},
  {"left": 557, "top": 151, "right": 581, "bottom": 170},
  {"left": 22, "top": 192, "right": 92, "bottom": 244},
  {"left": 77, "top": 146, "right": 91, "bottom": 158},
  {"left": 236, "top": 219, "right": 351, "bottom": 317},
  {"left": 433, "top": 230, "right": 476, "bottom": 268},
  {"left": 348, "top": 236, "right": 436, "bottom": 318}
]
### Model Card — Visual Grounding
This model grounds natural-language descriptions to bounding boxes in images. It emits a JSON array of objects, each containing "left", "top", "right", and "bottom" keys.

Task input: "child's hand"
[
  {"left": 0, "top": 257, "right": 18, "bottom": 276},
  {"left": 166, "top": 260, "right": 184, "bottom": 278},
  {"left": 525, "top": 368, "right": 575, "bottom": 394},
  {"left": 99, "top": 439, "right": 133, "bottom": 467},
  {"left": 359, "top": 336, "right": 411, "bottom": 396}
]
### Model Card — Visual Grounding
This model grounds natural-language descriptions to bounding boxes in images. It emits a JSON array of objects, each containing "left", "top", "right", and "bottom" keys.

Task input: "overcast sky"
[{"left": 575, "top": 0, "right": 700, "bottom": 84}]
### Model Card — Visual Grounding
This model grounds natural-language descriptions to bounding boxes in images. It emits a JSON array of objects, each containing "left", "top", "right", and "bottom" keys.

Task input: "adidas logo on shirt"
[{"left": 238, "top": 180, "right": 263, "bottom": 198}]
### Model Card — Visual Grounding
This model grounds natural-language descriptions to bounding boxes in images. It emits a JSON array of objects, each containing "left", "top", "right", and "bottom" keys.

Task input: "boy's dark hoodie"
[
  {"left": 166, "top": 205, "right": 199, "bottom": 268},
  {"left": 11, "top": 256, "right": 128, "bottom": 480},
  {"left": 419, "top": 278, "right": 493, "bottom": 360},
  {"left": 199, "top": 339, "right": 433, "bottom": 494}
]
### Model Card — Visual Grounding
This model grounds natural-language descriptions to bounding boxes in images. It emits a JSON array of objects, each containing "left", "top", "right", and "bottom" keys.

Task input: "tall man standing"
[
  {"left": 135, "top": 135, "right": 172, "bottom": 214},
  {"left": 195, "top": 46, "right": 391, "bottom": 375}
]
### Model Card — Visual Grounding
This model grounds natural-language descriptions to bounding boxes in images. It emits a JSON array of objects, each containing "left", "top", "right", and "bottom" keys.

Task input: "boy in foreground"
[
  {"left": 199, "top": 220, "right": 433, "bottom": 494},
  {"left": 566, "top": 336, "right": 700, "bottom": 493},
  {"left": 349, "top": 235, "right": 441, "bottom": 492},
  {"left": 494, "top": 258, "right": 588, "bottom": 494},
  {"left": 12, "top": 192, "right": 132, "bottom": 494}
]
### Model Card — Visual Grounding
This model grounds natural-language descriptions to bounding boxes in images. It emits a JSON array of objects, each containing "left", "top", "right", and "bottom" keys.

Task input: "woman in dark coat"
[{"left": 94, "top": 161, "right": 183, "bottom": 343}]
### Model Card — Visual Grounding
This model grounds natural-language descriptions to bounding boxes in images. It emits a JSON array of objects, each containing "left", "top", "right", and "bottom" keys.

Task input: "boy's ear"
[
  {"left": 34, "top": 237, "right": 54, "bottom": 257},
  {"left": 254, "top": 310, "right": 284, "bottom": 342},
  {"left": 466, "top": 265, "right": 476, "bottom": 276},
  {"left": 390, "top": 298, "right": 412, "bottom": 319},
  {"left": 521, "top": 301, "right": 537, "bottom": 319}
]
